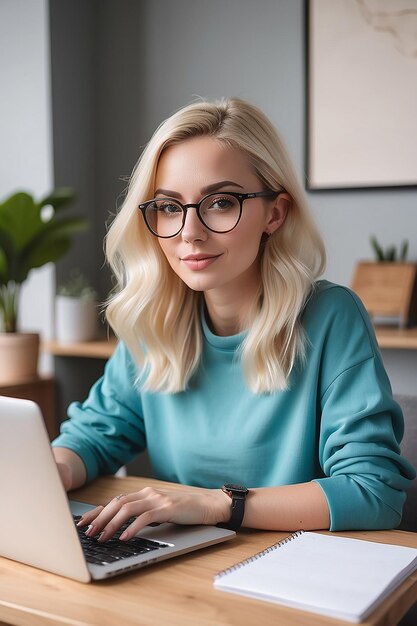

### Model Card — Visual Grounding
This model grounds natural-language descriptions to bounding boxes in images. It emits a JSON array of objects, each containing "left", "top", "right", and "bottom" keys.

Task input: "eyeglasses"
[{"left": 138, "top": 191, "right": 278, "bottom": 238}]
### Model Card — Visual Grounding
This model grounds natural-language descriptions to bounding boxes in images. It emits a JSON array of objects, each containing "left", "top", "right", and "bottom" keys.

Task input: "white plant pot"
[{"left": 55, "top": 296, "right": 98, "bottom": 344}]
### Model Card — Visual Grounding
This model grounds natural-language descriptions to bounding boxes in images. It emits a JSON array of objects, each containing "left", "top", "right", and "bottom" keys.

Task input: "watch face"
[{"left": 223, "top": 484, "right": 249, "bottom": 495}]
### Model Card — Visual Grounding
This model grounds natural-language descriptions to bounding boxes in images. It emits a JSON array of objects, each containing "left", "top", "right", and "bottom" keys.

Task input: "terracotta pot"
[{"left": 0, "top": 333, "right": 40, "bottom": 384}]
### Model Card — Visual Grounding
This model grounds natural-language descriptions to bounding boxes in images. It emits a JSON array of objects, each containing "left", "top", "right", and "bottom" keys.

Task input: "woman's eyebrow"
[
  {"left": 154, "top": 188, "right": 182, "bottom": 199},
  {"left": 154, "top": 180, "right": 245, "bottom": 199},
  {"left": 201, "top": 180, "right": 245, "bottom": 194}
]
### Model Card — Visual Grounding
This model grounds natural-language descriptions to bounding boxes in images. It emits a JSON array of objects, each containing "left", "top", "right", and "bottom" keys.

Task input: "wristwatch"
[{"left": 220, "top": 483, "right": 249, "bottom": 531}]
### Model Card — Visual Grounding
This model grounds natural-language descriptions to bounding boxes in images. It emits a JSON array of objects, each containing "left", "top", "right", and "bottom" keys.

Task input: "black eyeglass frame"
[{"left": 138, "top": 190, "right": 279, "bottom": 238}]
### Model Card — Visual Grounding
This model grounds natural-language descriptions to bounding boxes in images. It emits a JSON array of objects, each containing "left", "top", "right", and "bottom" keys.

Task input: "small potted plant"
[
  {"left": 0, "top": 188, "right": 88, "bottom": 383},
  {"left": 56, "top": 270, "right": 98, "bottom": 344},
  {"left": 369, "top": 236, "right": 409, "bottom": 263},
  {"left": 351, "top": 236, "right": 417, "bottom": 327}
]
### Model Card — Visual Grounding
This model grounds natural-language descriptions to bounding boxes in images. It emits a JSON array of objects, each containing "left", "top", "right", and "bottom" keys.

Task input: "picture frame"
[{"left": 306, "top": 0, "right": 417, "bottom": 190}]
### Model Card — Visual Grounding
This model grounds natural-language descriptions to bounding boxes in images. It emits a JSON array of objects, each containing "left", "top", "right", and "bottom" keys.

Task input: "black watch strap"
[{"left": 220, "top": 483, "right": 249, "bottom": 531}]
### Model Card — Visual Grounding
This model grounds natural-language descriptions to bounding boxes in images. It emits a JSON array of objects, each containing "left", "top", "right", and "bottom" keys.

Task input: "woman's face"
[{"left": 154, "top": 136, "right": 287, "bottom": 297}]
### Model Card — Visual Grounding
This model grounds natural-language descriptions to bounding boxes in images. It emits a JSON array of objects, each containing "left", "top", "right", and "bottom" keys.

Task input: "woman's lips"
[{"left": 181, "top": 254, "right": 222, "bottom": 271}]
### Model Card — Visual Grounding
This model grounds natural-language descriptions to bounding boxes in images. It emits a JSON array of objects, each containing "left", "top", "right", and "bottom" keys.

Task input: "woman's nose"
[{"left": 181, "top": 207, "right": 208, "bottom": 243}]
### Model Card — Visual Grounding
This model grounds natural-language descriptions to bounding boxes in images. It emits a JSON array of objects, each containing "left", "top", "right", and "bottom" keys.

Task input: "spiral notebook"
[{"left": 214, "top": 531, "right": 417, "bottom": 623}]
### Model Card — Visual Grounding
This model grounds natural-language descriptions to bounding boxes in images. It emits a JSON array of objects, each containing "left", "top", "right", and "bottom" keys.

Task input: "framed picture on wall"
[{"left": 307, "top": 0, "right": 417, "bottom": 190}]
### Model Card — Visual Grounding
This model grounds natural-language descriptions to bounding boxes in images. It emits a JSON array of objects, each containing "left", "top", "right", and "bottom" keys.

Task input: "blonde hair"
[{"left": 105, "top": 98, "right": 326, "bottom": 393}]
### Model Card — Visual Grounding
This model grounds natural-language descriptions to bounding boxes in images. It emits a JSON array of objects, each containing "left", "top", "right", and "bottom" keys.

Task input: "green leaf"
[
  {"left": 18, "top": 239, "right": 73, "bottom": 282},
  {"left": 370, "top": 236, "right": 384, "bottom": 261},
  {"left": 400, "top": 240, "right": 409, "bottom": 261},
  {"left": 38, "top": 187, "right": 76, "bottom": 211},
  {"left": 0, "top": 230, "right": 13, "bottom": 285},
  {"left": 0, "top": 248, "right": 7, "bottom": 285},
  {"left": 19, "top": 217, "right": 88, "bottom": 275},
  {"left": 0, "top": 191, "right": 44, "bottom": 251}
]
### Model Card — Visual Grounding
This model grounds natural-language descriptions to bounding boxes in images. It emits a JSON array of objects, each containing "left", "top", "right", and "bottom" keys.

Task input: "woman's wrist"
[
  {"left": 52, "top": 447, "right": 86, "bottom": 491},
  {"left": 215, "top": 488, "right": 234, "bottom": 525}
]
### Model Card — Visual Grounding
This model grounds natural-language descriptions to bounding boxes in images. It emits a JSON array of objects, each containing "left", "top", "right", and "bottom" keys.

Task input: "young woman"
[{"left": 52, "top": 98, "right": 414, "bottom": 543}]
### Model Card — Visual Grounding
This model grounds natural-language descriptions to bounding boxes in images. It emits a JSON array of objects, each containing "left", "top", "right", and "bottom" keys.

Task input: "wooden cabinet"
[{"left": 0, "top": 376, "right": 57, "bottom": 440}]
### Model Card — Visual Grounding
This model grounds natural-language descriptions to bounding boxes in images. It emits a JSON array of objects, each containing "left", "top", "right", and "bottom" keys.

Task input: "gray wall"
[
  {"left": 49, "top": 0, "right": 100, "bottom": 291},
  {"left": 49, "top": 0, "right": 416, "bottom": 397},
  {"left": 0, "top": 0, "right": 54, "bottom": 374}
]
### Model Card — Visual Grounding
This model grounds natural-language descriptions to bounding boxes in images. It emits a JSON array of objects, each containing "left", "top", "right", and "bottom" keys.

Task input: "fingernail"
[
  {"left": 97, "top": 531, "right": 106, "bottom": 543},
  {"left": 119, "top": 531, "right": 128, "bottom": 541},
  {"left": 85, "top": 524, "right": 95, "bottom": 536},
  {"left": 76, "top": 517, "right": 85, "bottom": 526}
]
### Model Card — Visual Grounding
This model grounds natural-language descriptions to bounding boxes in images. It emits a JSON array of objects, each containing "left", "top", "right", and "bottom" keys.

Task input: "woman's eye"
[
  {"left": 159, "top": 202, "right": 181, "bottom": 215},
  {"left": 209, "top": 197, "right": 233, "bottom": 210}
]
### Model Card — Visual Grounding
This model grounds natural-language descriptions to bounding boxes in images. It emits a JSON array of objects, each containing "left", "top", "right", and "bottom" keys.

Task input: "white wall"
[{"left": 0, "top": 0, "right": 54, "bottom": 372}]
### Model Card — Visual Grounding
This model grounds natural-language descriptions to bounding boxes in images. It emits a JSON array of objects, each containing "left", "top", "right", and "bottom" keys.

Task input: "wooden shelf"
[
  {"left": 41, "top": 327, "right": 417, "bottom": 359},
  {"left": 42, "top": 338, "right": 117, "bottom": 359},
  {"left": 374, "top": 326, "right": 417, "bottom": 350}
]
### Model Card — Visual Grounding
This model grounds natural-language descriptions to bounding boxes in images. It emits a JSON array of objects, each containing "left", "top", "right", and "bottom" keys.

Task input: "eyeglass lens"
[{"left": 145, "top": 193, "right": 241, "bottom": 237}]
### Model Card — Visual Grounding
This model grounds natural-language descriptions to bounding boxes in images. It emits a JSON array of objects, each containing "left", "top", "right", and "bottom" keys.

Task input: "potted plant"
[
  {"left": 0, "top": 188, "right": 88, "bottom": 383},
  {"left": 56, "top": 270, "right": 98, "bottom": 344},
  {"left": 369, "top": 236, "right": 409, "bottom": 263},
  {"left": 351, "top": 236, "right": 417, "bottom": 328}
]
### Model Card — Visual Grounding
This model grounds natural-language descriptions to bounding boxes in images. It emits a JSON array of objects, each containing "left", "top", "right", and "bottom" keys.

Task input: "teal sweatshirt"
[{"left": 52, "top": 281, "right": 415, "bottom": 531}]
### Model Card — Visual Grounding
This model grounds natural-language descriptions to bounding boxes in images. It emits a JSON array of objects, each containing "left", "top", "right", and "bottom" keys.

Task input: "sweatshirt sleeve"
[
  {"left": 310, "top": 286, "right": 416, "bottom": 531},
  {"left": 52, "top": 342, "right": 146, "bottom": 482}
]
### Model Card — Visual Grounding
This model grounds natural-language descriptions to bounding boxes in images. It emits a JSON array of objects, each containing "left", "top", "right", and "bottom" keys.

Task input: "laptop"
[{"left": 0, "top": 395, "right": 235, "bottom": 582}]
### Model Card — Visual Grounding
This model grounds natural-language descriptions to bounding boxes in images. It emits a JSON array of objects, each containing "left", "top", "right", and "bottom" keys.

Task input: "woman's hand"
[{"left": 77, "top": 486, "right": 232, "bottom": 542}]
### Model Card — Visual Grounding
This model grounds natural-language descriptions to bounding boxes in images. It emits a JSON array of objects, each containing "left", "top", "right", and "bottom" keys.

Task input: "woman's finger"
[
  {"left": 80, "top": 489, "right": 159, "bottom": 538},
  {"left": 98, "top": 489, "right": 173, "bottom": 540},
  {"left": 97, "top": 500, "right": 160, "bottom": 542},
  {"left": 76, "top": 505, "right": 104, "bottom": 528},
  {"left": 118, "top": 508, "right": 168, "bottom": 540}
]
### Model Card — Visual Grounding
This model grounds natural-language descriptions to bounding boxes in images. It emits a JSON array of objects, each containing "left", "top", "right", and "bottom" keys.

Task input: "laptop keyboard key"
[{"left": 72, "top": 514, "right": 169, "bottom": 566}]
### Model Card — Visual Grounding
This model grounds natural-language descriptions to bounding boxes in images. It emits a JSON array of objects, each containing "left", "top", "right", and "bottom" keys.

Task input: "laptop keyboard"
[{"left": 73, "top": 515, "right": 170, "bottom": 566}]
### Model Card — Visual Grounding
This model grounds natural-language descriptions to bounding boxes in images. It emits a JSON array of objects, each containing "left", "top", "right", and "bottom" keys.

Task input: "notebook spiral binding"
[{"left": 214, "top": 530, "right": 305, "bottom": 580}]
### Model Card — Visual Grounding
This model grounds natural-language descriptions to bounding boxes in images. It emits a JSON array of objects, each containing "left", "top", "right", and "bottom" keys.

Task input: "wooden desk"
[{"left": 1, "top": 476, "right": 417, "bottom": 626}]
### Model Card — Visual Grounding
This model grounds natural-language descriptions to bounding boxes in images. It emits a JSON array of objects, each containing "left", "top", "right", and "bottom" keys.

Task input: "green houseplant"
[
  {"left": 0, "top": 188, "right": 88, "bottom": 382},
  {"left": 370, "top": 235, "right": 409, "bottom": 262},
  {"left": 0, "top": 188, "right": 87, "bottom": 332}
]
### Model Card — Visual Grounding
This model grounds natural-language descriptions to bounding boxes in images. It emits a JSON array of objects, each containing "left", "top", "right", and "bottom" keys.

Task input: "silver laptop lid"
[
  {"left": 0, "top": 396, "right": 91, "bottom": 582},
  {"left": 0, "top": 396, "right": 235, "bottom": 582}
]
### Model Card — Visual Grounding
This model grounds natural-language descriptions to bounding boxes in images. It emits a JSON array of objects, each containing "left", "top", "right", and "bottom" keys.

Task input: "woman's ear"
[{"left": 265, "top": 193, "right": 291, "bottom": 235}]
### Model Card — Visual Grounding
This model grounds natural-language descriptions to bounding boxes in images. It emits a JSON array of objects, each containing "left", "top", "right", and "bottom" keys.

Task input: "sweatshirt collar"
[{"left": 201, "top": 308, "right": 246, "bottom": 350}]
